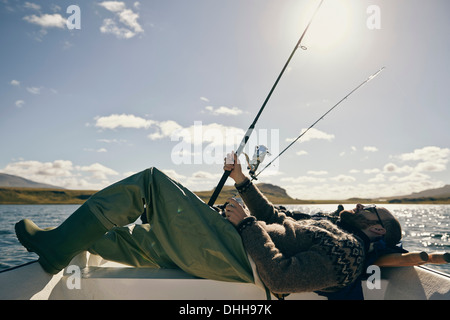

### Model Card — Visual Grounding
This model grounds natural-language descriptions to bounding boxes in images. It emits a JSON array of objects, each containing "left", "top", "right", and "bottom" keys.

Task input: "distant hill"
[
  {"left": 0, "top": 173, "right": 63, "bottom": 189},
  {"left": 384, "top": 185, "right": 450, "bottom": 204},
  {"left": 392, "top": 185, "right": 450, "bottom": 199},
  {"left": 195, "top": 183, "right": 309, "bottom": 205},
  {"left": 0, "top": 187, "right": 96, "bottom": 204}
]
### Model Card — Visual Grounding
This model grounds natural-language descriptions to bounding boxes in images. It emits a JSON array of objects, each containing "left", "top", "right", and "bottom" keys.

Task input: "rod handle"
[
  {"left": 427, "top": 253, "right": 450, "bottom": 264},
  {"left": 208, "top": 170, "right": 231, "bottom": 206},
  {"left": 374, "top": 251, "right": 429, "bottom": 267}
]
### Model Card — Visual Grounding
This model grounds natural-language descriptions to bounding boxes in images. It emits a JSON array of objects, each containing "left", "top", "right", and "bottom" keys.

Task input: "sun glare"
[{"left": 299, "top": 0, "right": 352, "bottom": 51}]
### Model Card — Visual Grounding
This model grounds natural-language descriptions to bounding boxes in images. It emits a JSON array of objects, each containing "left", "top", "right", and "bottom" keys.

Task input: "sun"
[{"left": 299, "top": 0, "right": 353, "bottom": 51}]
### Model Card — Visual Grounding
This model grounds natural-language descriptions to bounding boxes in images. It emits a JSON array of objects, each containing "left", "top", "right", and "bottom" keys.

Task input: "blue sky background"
[{"left": 0, "top": 0, "right": 449, "bottom": 200}]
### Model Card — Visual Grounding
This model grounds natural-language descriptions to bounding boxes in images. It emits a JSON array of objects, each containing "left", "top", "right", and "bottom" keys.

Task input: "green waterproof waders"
[{"left": 16, "top": 168, "right": 253, "bottom": 283}]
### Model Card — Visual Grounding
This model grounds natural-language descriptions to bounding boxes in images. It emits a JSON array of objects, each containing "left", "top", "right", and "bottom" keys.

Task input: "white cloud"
[
  {"left": 363, "top": 146, "right": 378, "bottom": 152},
  {"left": 415, "top": 161, "right": 446, "bottom": 172},
  {"left": 1, "top": 160, "right": 120, "bottom": 190},
  {"left": 388, "top": 172, "right": 431, "bottom": 183},
  {"left": 363, "top": 168, "right": 381, "bottom": 174},
  {"left": 62, "top": 40, "right": 73, "bottom": 50},
  {"left": 393, "top": 146, "right": 449, "bottom": 173},
  {"left": 284, "top": 183, "right": 356, "bottom": 200},
  {"left": 163, "top": 169, "right": 223, "bottom": 191},
  {"left": 118, "top": 9, "right": 143, "bottom": 33},
  {"left": 50, "top": 4, "right": 62, "bottom": 13},
  {"left": 23, "top": 13, "right": 66, "bottom": 28},
  {"left": 383, "top": 163, "right": 413, "bottom": 174},
  {"left": 204, "top": 106, "right": 243, "bottom": 116},
  {"left": 307, "top": 170, "right": 328, "bottom": 175},
  {"left": 93, "top": 113, "right": 279, "bottom": 168},
  {"left": 1, "top": 160, "right": 73, "bottom": 180},
  {"left": 97, "top": 138, "right": 127, "bottom": 144},
  {"left": 161, "top": 169, "right": 187, "bottom": 181},
  {"left": 200, "top": 97, "right": 210, "bottom": 102},
  {"left": 84, "top": 148, "right": 108, "bottom": 153},
  {"left": 94, "top": 115, "right": 245, "bottom": 150},
  {"left": 26, "top": 86, "right": 41, "bottom": 94},
  {"left": 278, "top": 145, "right": 449, "bottom": 200},
  {"left": 98, "top": 1, "right": 144, "bottom": 39},
  {"left": 397, "top": 146, "right": 450, "bottom": 163},
  {"left": 15, "top": 100, "right": 25, "bottom": 108},
  {"left": 147, "top": 120, "right": 183, "bottom": 140},
  {"left": 191, "top": 171, "right": 218, "bottom": 180},
  {"left": 95, "top": 114, "right": 155, "bottom": 129},
  {"left": 330, "top": 174, "right": 356, "bottom": 183},
  {"left": 98, "top": 1, "right": 127, "bottom": 12},
  {"left": 24, "top": 2, "right": 41, "bottom": 11},
  {"left": 168, "top": 122, "right": 244, "bottom": 147},
  {"left": 10, "top": 80, "right": 20, "bottom": 86},
  {"left": 100, "top": 18, "right": 136, "bottom": 39},
  {"left": 368, "top": 173, "right": 385, "bottom": 183},
  {"left": 163, "top": 122, "right": 249, "bottom": 165},
  {"left": 281, "top": 176, "right": 326, "bottom": 184},
  {"left": 78, "top": 163, "right": 119, "bottom": 180},
  {"left": 286, "top": 128, "right": 334, "bottom": 143}
]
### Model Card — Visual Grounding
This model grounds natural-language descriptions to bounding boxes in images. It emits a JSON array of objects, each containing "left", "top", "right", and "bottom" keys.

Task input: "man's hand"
[
  {"left": 224, "top": 198, "right": 250, "bottom": 226},
  {"left": 223, "top": 152, "right": 247, "bottom": 184}
]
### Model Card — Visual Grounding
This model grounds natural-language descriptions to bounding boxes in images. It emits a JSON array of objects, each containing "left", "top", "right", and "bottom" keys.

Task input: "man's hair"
[
  {"left": 348, "top": 213, "right": 403, "bottom": 247},
  {"left": 382, "top": 217, "right": 402, "bottom": 247}
]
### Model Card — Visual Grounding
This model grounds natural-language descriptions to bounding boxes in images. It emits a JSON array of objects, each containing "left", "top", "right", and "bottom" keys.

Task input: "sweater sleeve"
[
  {"left": 235, "top": 178, "right": 286, "bottom": 224},
  {"left": 239, "top": 219, "right": 339, "bottom": 293}
]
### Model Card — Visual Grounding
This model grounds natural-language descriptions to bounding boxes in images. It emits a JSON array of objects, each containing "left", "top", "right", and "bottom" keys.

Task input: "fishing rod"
[
  {"left": 208, "top": 0, "right": 325, "bottom": 206},
  {"left": 252, "top": 66, "right": 386, "bottom": 180}
]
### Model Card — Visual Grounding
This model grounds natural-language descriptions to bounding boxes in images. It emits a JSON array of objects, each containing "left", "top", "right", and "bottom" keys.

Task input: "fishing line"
[
  {"left": 208, "top": 0, "right": 325, "bottom": 206},
  {"left": 252, "top": 67, "right": 385, "bottom": 180}
]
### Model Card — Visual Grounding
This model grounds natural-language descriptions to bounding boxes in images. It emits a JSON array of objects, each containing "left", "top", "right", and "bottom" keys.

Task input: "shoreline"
[{"left": 1, "top": 187, "right": 449, "bottom": 205}]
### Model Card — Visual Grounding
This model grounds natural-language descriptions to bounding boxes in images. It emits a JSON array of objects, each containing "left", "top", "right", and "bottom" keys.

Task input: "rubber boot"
[
  {"left": 14, "top": 170, "right": 148, "bottom": 274},
  {"left": 15, "top": 203, "right": 108, "bottom": 274}
]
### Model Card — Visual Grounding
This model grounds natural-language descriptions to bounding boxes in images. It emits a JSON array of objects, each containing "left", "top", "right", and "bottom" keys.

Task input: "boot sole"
[{"left": 15, "top": 220, "right": 62, "bottom": 274}]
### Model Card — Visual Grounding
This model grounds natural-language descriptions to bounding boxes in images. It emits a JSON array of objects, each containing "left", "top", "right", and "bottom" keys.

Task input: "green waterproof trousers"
[{"left": 87, "top": 167, "right": 254, "bottom": 283}]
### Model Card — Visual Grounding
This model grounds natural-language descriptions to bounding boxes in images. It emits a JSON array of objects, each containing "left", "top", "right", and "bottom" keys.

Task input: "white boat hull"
[{"left": 1, "top": 252, "right": 449, "bottom": 300}]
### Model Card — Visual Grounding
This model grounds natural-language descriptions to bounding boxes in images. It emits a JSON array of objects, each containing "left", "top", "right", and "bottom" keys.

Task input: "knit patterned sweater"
[{"left": 235, "top": 179, "right": 366, "bottom": 294}]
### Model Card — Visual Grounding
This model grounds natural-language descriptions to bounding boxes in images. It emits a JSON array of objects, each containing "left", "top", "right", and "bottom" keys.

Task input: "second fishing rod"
[
  {"left": 252, "top": 66, "right": 386, "bottom": 180},
  {"left": 222, "top": 66, "right": 386, "bottom": 195}
]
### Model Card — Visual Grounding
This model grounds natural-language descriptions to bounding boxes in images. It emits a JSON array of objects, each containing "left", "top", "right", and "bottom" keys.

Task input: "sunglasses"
[{"left": 362, "top": 205, "right": 385, "bottom": 228}]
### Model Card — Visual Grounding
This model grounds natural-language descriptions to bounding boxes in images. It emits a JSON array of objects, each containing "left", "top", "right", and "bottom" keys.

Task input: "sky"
[{"left": 0, "top": 0, "right": 449, "bottom": 200}]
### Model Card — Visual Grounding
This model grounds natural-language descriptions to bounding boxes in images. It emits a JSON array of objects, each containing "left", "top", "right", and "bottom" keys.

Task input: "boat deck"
[{"left": 1, "top": 252, "right": 450, "bottom": 300}]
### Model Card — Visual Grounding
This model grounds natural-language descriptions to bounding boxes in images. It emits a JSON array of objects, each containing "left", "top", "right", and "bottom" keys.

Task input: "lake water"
[{"left": 1, "top": 204, "right": 449, "bottom": 274}]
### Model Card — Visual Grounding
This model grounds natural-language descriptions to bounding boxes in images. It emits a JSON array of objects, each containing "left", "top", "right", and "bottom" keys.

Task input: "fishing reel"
[{"left": 243, "top": 145, "right": 270, "bottom": 180}]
